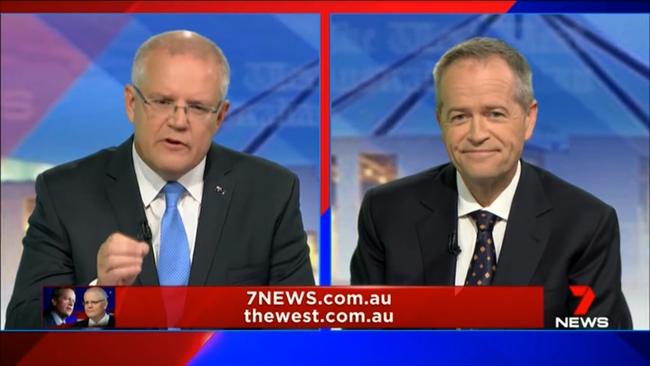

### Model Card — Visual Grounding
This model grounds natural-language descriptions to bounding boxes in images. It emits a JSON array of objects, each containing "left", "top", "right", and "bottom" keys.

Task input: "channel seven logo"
[{"left": 554, "top": 286, "right": 609, "bottom": 328}]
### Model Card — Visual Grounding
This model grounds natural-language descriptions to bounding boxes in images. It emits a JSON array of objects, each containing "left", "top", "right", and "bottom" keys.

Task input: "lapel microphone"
[
  {"left": 140, "top": 220, "right": 152, "bottom": 243},
  {"left": 448, "top": 231, "right": 461, "bottom": 256}
]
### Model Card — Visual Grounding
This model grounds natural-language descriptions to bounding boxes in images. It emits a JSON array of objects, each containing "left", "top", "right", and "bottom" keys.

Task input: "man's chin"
[
  {"left": 458, "top": 169, "right": 502, "bottom": 183},
  {"left": 155, "top": 164, "right": 194, "bottom": 181}
]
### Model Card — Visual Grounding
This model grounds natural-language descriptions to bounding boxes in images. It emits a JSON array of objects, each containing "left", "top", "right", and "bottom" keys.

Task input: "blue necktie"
[
  {"left": 158, "top": 181, "right": 190, "bottom": 285},
  {"left": 465, "top": 210, "right": 499, "bottom": 286}
]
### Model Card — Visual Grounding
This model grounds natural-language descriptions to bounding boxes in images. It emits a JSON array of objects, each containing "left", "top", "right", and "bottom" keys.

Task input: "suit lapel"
[
  {"left": 105, "top": 138, "right": 159, "bottom": 285},
  {"left": 188, "top": 144, "right": 235, "bottom": 285},
  {"left": 416, "top": 165, "right": 458, "bottom": 285},
  {"left": 493, "top": 162, "right": 553, "bottom": 285}
]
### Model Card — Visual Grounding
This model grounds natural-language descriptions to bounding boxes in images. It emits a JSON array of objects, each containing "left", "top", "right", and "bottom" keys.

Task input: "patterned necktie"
[
  {"left": 158, "top": 181, "right": 190, "bottom": 285},
  {"left": 465, "top": 210, "right": 499, "bottom": 286}
]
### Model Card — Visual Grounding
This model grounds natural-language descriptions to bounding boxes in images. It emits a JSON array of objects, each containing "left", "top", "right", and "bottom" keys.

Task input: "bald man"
[
  {"left": 73, "top": 287, "right": 114, "bottom": 328},
  {"left": 7, "top": 30, "right": 314, "bottom": 328}
]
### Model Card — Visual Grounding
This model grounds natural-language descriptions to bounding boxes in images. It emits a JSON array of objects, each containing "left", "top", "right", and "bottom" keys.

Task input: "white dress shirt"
[
  {"left": 454, "top": 161, "right": 521, "bottom": 285},
  {"left": 51, "top": 312, "right": 65, "bottom": 326},
  {"left": 132, "top": 144, "right": 204, "bottom": 264},
  {"left": 88, "top": 313, "right": 110, "bottom": 327}
]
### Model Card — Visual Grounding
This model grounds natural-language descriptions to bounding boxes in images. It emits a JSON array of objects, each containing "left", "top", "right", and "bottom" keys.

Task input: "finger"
[
  {"left": 105, "top": 266, "right": 143, "bottom": 285},
  {"left": 138, "top": 242, "right": 150, "bottom": 257},
  {"left": 103, "top": 252, "right": 147, "bottom": 267},
  {"left": 104, "top": 255, "right": 144, "bottom": 272},
  {"left": 107, "top": 232, "right": 142, "bottom": 245},
  {"left": 103, "top": 235, "right": 149, "bottom": 256},
  {"left": 110, "top": 241, "right": 148, "bottom": 258}
]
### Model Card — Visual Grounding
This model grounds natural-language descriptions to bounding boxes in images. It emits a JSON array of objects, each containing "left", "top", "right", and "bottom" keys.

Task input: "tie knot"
[
  {"left": 163, "top": 181, "right": 185, "bottom": 208},
  {"left": 469, "top": 210, "right": 499, "bottom": 233}
]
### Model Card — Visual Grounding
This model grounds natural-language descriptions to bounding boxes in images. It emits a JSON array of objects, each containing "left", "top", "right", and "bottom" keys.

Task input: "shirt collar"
[
  {"left": 51, "top": 311, "right": 65, "bottom": 325},
  {"left": 88, "top": 313, "right": 110, "bottom": 327},
  {"left": 456, "top": 160, "right": 521, "bottom": 221},
  {"left": 132, "top": 143, "right": 205, "bottom": 206}
]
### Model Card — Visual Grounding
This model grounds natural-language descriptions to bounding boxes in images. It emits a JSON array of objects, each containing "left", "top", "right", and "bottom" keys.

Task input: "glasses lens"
[
  {"left": 189, "top": 106, "right": 212, "bottom": 121},
  {"left": 135, "top": 85, "right": 220, "bottom": 122}
]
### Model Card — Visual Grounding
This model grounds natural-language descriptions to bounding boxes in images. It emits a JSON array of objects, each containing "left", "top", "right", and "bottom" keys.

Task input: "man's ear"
[
  {"left": 215, "top": 100, "right": 230, "bottom": 130},
  {"left": 125, "top": 85, "right": 136, "bottom": 124}
]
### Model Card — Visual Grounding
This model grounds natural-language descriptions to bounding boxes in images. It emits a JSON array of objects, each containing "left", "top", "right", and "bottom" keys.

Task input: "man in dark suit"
[
  {"left": 350, "top": 37, "right": 632, "bottom": 328},
  {"left": 43, "top": 287, "right": 76, "bottom": 327},
  {"left": 7, "top": 30, "right": 314, "bottom": 329},
  {"left": 73, "top": 287, "right": 115, "bottom": 328}
]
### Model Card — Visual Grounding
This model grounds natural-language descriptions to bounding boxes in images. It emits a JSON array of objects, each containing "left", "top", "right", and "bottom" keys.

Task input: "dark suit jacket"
[
  {"left": 43, "top": 311, "right": 63, "bottom": 328},
  {"left": 6, "top": 138, "right": 314, "bottom": 328},
  {"left": 72, "top": 314, "right": 115, "bottom": 328},
  {"left": 351, "top": 162, "right": 632, "bottom": 328}
]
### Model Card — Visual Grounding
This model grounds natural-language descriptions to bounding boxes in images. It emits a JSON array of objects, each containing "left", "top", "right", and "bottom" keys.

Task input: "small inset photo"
[{"left": 42, "top": 286, "right": 115, "bottom": 329}]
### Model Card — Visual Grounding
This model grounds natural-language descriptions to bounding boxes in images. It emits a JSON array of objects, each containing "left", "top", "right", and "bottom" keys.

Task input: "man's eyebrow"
[
  {"left": 445, "top": 107, "right": 469, "bottom": 117},
  {"left": 186, "top": 98, "right": 212, "bottom": 105},
  {"left": 147, "top": 93, "right": 212, "bottom": 105},
  {"left": 483, "top": 105, "right": 508, "bottom": 111},
  {"left": 147, "top": 92, "right": 173, "bottom": 99}
]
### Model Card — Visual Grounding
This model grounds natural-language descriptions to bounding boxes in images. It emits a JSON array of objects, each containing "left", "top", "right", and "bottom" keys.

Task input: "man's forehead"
[
  {"left": 145, "top": 47, "right": 221, "bottom": 70},
  {"left": 444, "top": 56, "right": 514, "bottom": 79},
  {"left": 439, "top": 57, "right": 517, "bottom": 107},
  {"left": 84, "top": 290, "right": 102, "bottom": 299},
  {"left": 140, "top": 50, "right": 223, "bottom": 90},
  {"left": 58, "top": 289, "right": 74, "bottom": 297}
]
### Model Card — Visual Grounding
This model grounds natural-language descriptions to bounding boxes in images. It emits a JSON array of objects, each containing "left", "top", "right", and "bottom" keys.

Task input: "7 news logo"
[{"left": 555, "top": 286, "right": 609, "bottom": 328}]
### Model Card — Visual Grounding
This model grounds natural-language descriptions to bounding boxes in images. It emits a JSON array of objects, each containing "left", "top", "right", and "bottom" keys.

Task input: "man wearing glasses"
[
  {"left": 7, "top": 30, "right": 314, "bottom": 328},
  {"left": 74, "top": 287, "right": 114, "bottom": 328}
]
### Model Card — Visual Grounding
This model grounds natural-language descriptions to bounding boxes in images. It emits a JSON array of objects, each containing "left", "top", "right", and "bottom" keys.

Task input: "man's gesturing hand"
[{"left": 97, "top": 233, "right": 150, "bottom": 286}]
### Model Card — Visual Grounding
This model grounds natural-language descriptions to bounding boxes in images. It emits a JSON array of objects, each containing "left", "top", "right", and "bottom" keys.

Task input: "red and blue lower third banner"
[{"left": 113, "top": 286, "right": 543, "bottom": 329}]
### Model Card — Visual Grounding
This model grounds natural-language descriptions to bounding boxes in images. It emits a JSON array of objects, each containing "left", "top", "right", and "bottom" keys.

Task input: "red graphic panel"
[{"left": 1, "top": 332, "right": 214, "bottom": 366}]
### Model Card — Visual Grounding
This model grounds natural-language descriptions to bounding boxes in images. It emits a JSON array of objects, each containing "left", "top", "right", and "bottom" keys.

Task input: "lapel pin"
[{"left": 215, "top": 185, "right": 226, "bottom": 195}]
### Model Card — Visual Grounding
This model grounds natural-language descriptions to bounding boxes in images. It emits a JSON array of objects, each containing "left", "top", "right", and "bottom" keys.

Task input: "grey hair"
[
  {"left": 85, "top": 287, "right": 108, "bottom": 301},
  {"left": 432, "top": 37, "right": 534, "bottom": 114},
  {"left": 131, "top": 30, "right": 230, "bottom": 99},
  {"left": 51, "top": 287, "right": 74, "bottom": 301}
]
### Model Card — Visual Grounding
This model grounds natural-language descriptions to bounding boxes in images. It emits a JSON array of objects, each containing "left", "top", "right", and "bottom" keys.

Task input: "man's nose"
[
  {"left": 467, "top": 116, "right": 490, "bottom": 144},
  {"left": 169, "top": 105, "right": 190, "bottom": 127}
]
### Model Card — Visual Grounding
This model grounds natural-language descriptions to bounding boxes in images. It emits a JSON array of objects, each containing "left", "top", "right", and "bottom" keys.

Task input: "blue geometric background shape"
[{"left": 5, "top": 14, "right": 320, "bottom": 166}]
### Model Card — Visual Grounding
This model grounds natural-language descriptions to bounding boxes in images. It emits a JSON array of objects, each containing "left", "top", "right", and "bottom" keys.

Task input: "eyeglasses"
[
  {"left": 83, "top": 300, "right": 106, "bottom": 306},
  {"left": 131, "top": 84, "right": 223, "bottom": 123}
]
